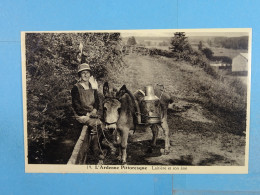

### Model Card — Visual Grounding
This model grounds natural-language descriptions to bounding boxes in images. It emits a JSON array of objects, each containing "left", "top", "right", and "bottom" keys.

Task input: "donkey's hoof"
[
  {"left": 97, "top": 160, "right": 104, "bottom": 165},
  {"left": 160, "top": 148, "right": 170, "bottom": 155},
  {"left": 122, "top": 162, "right": 127, "bottom": 165},
  {"left": 164, "top": 150, "right": 170, "bottom": 155},
  {"left": 116, "top": 156, "right": 122, "bottom": 161},
  {"left": 164, "top": 149, "right": 170, "bottom": 155},
  {"left": 99, "top": 154, "right": 105, "bottom": 160}
]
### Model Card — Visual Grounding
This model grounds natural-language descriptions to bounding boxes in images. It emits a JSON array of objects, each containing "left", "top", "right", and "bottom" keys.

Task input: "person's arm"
[{"left": 71, "top": 85, "right": 86, "bottom": 116}]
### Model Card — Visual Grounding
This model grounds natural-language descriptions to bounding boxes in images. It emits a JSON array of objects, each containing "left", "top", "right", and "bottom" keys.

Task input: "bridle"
[
  {"left": 103, "top": 121, "right": 117, "bottom": 126},
  {"left": 102, "top": 96, "right": 121, "bottom": 127}
]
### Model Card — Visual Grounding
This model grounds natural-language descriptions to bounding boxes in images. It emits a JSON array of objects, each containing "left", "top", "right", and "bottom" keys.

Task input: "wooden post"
[{"left": 67, "top": 125, "right": 89, "bottom": 164}]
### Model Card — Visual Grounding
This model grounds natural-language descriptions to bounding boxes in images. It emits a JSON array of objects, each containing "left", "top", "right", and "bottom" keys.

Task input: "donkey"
[{"left": 102, "top": 82, "right": 171, "bottom": 164}]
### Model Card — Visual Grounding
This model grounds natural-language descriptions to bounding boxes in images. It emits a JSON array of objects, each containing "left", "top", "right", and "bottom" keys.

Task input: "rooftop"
[{"left": 240, "top": 53, "right": 248, "bottom": 60}]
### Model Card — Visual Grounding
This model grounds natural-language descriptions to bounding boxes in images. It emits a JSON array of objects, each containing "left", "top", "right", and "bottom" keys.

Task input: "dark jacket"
[{"left": 71, "top": 82, "right": 99, "bottom": 116}]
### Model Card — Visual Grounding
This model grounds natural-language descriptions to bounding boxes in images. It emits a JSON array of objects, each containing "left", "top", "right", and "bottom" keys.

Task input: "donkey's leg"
[
  {"left": 116, "top": 131, "right": 122, "bottom": 161},
  {"left": 117, "top": 146, "right": 122, "bottom": 162},
  {"left": 161, "top": 116, "right": 170, "bottom": 154},
  {"left": 151, "top": 124, "right": 159, "bottom": 147},
  {"left": 121, "top": 128, "right": 129, "bottom": 164}
]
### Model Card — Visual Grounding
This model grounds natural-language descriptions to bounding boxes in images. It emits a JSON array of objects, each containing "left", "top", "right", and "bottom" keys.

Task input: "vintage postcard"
[{"left": 22, "top": 28, "right": 251, "bottom": 173}]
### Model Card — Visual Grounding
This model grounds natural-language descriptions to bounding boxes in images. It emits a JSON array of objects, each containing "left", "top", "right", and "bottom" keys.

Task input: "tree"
[
  {"left": 198, "top": 41, "right": 203, "bottom": 50},
  {"left": 169, "top": 32, "right": 192, "bottom": 59},
  {"left": 127, "top": 36, "right": 137, "bottom": 46},
  {"left": 207, "top": 39, "right": 212, "bottom": 47},
  {"left": 25, "top": 32, "right": 123, "bottom": 163},
  {"left": 202, "top": 48, "right": 214, "bottom": 59}
]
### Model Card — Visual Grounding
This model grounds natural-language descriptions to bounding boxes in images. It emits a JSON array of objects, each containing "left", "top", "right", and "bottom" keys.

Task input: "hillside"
[
  {"left": 39, "top": 53, "right": 247, "bottom": 166},
  {"left": 102, "top": 53, "right": 247, "bottom": 165}
]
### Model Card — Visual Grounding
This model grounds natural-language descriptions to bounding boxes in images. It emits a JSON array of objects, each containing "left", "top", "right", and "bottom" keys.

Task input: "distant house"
[
  {"left": 210, "top": 62, "right": 231, "bottom": 71},
  {"left": 210, "top": 63, "right": 222, "bottom": 67},
  {"left": 232, "top": 53, "right": 248, "bottom": 73}
]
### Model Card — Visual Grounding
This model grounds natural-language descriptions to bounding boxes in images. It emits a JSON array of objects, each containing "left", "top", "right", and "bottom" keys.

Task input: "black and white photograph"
[{"left": 22, "top": 29, "right": 251, "bottom": 173}]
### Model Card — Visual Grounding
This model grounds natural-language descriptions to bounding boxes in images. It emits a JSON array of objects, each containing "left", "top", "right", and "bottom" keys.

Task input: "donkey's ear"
[
  {"left": 103, "top": 82, "right": 109, "bottom": 96},
  {"left": 117, "top": 84, "right": 127, "bottom": 97},
  {"left": 120, "top": 84, "right": 127, "bottom": 93}
]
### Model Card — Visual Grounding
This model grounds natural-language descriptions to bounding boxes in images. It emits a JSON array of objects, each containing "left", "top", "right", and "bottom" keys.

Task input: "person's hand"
[
  {"left": 91, "top": 109, "right": 97, "bottom": 115},
  {"left": 90, "top": 109, "right": 98, "bottom": 118},
  {"left": 75, "top": 115, "right": 90, "bottom": 124}
]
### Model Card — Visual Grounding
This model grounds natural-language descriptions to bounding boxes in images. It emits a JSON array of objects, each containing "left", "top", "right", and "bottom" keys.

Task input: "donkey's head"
[{"left": 103, "top": 82, "right": 128, "bottom": 129}]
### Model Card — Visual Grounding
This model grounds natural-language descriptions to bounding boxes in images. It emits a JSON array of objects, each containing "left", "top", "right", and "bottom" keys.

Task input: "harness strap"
[
  {"left": 104, "top": 121, "right": 117, "bottom": 126},
  {"left": 134, "top": 99, "right": 142, "bottom": 124}
]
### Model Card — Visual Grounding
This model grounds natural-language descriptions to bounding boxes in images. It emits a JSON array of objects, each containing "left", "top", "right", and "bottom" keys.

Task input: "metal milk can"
[{"left": 140, "top": 85, "right": 161, "bottom": 124}]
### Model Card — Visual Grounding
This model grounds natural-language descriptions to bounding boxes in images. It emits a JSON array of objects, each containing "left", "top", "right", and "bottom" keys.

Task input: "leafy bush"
[
  {"left": 201, "top": 47, "right": 232, "bottom": 64},
  {"left": 25, "top": 33, "right": 123, "bottom": 163},
  {"left": 127, "top": 36, "right": 137, "bottom": 46},
  {"left": 202, "top": 48, "right": 214, "bottom": 59},
  {"left": 149, "top": 48, "right": 173, "bottom": 58}
]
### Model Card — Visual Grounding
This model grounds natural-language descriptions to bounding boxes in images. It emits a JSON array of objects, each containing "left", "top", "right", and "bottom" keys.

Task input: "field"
[
  {"left": 208, "top": 47, "right": 247, "bottom": 58},
  {"left": 144, "top": 45, "right": 170, "bottom": 51}
]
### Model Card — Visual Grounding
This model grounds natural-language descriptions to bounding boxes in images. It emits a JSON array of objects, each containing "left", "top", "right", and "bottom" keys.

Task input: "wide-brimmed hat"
[
  {"left": 77, "top": 63, "right": 91, "bottom": 73},
  {"left": 144, "top": 85, "right": 159, "bottom": 101}
]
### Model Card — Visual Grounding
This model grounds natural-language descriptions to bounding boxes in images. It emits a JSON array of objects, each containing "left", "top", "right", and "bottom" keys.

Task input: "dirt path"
[
  {"left": 110, "top": 54, "right": 179, "bottom": 95},
  {"left": 103, "top": 54, "right": 246, "bottom": 166}
]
